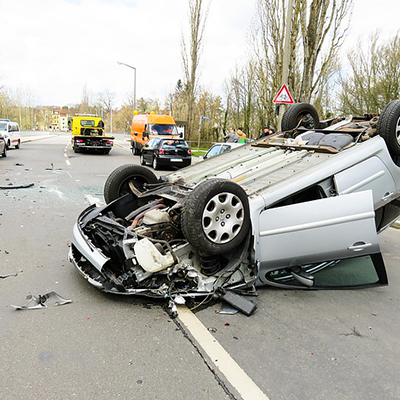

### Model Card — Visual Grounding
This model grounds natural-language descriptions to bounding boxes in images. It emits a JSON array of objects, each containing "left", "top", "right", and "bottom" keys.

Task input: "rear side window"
[
  {"left": 161, "top": 140, "right": 188, "bottom": 149},
  {"left": 0, "top": 122, "right": 7, "bottom": 131}
]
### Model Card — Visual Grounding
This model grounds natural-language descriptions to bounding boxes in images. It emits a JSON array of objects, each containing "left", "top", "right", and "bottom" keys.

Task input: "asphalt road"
[{"left": 1, "top": 132, "right": 400, "bottom": 400}]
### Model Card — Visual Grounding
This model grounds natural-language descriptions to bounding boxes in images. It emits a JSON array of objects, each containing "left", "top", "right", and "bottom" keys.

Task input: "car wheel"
[
  {"left": 181, "top": 179, "right": 250, "bottom": 255},
  {"left": 103, "top": 149, "right": 111, "bottom": 155},
  {"left": 1, "top": 146, "right": 6, "bottom": 157},
  {"left": 281, "top": 103, "right": 320, "bottom": 131},
  {"left": 132, "top": 143, "right": 140, "bottom": 155},
  {"left": 152, "top": 157, "right": 159, "bottom": 170},
  {"left": 140, "top": 154, "right": 146, "bottom": 165},
  {"left": 103, "top": 164, "right": 159, "bottom": 204},
  {"left": 376, "top": 99, "right": 400, "bottom": 158},
  {"left": 15, "top": 140, "right": 20, "bottom": 149}
]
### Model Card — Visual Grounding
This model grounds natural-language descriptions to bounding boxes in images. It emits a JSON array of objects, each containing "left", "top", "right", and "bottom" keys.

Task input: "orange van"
[{"left": 130, "top": 112, "right": 180, "bottom": 155}]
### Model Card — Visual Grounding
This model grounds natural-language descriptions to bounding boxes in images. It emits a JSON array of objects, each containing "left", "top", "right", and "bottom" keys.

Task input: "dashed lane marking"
[
  {"left": 177, "top": 306, "right": 270, "bottom": 400},
  {"left": 66, "top": 160, "right": 71, "bottom": 166}
]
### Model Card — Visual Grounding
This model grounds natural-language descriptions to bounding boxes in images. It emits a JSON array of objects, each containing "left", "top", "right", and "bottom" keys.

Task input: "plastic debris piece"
[
  {"left": 11, "top": 291, "right": 72, "bottom": 310},
  {"left": 0, "top": 272, "right": 19, "bottom": 279},
  {"left": 208, "top": 327, "right": 217, "bottom": 333},
  {"left": 217, "top": 301, "right": 239, "bottom": 315},
  {"left": 0, "top": 183, "right": 34, "bottom": 190}
]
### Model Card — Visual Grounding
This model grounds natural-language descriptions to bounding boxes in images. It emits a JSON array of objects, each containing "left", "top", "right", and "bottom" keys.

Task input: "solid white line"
[
  {"left": 177, "top": 306, "right": 270, "bottom": 400},
  {"left": 66, "top": 160, "right": 71, "bottom": 166}
]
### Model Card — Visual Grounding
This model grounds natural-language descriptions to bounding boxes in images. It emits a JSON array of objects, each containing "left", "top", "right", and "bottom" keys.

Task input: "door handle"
[
  {"left": 381, "top": 192, "right": 393, "bottom": 201},
  {"left": 347, "top": 242, "right": 372, "bottom": 252}
]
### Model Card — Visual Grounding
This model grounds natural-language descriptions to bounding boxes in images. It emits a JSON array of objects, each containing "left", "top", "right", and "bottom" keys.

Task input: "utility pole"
[{"left": 278, "top": 0, "right": 294, "bottom": 130}]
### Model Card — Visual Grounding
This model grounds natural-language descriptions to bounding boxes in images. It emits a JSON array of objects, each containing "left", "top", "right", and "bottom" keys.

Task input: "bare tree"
[
  {"left": 252, "top": 0, "right": 352, "bottom": 124},
  {"left": 339, "top": 33, "right": 400, "bottom": 115},
  {"left": 181, "top": 0, "right": 209, "bottom": 140}
]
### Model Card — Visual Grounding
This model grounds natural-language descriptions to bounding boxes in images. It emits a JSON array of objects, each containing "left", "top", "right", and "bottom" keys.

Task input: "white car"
[{"left": 0, "top": 120, "right": 21, "bottom": 149}]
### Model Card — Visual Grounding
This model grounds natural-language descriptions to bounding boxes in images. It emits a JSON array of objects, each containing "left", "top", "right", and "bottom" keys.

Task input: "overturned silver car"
[{"left": 69, "top": 101, "right": 400, "bottom": 309}]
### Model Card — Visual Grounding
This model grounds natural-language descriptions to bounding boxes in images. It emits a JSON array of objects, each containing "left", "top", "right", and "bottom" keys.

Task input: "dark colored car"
[{"left": 140, "top": 138, "right": 191, "bottom": 170}]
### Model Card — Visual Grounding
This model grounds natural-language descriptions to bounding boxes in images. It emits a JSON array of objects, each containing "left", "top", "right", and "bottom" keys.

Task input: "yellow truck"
[
  {"left": 130, "top": 112, "right": 181, "bottom": 155},
  {"left": 70, "top": 115, "right": 114, "bottom": 154}
]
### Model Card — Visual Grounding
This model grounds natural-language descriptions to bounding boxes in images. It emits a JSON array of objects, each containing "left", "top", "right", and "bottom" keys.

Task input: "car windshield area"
[
  {"left": 160, "top": 139, "right": 189, "bottom": 149},
  {"left": 0, "top": 122, "right": 7, "bottom": 131},
  {"left": 149, "top": 124, "right": 178, "bottom": 136},
  {"left": 80, "top": 120, "right": 96, "bottom": 127}
]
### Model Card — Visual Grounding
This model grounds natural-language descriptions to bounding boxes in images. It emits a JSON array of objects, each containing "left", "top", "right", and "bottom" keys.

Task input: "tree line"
[{"left": 1, "top": 0, "right": 400, "bottom": 145}]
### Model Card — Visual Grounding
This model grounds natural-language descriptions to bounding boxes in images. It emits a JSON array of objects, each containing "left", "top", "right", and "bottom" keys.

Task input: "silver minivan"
[{"left": 0, "top": 119, "right": 21, "bottom": 149}]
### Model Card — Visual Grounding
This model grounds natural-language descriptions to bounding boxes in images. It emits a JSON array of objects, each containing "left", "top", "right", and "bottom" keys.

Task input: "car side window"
[
  {"left": 152, "top": 138, "right": 160, "bottom": 149},
  {"left": 221, "top": 145, "right": 231, "bottom": 154},
  {"left": 146, "top": 138, "right": 155, "bottom": 148},
  {"left": 206, "top": 145, "right": 221, "bottom": 158}
]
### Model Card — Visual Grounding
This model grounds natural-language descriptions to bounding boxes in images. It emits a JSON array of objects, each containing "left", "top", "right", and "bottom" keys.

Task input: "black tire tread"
[
  {"left": 376, "top": 99, "right": 400, "bottom": 157},
  {"left": 281, "top": 102, "right": 320, "bottom": 131},
  {"left": 103, "top": 164, "right": 158, "bottom": 204}
]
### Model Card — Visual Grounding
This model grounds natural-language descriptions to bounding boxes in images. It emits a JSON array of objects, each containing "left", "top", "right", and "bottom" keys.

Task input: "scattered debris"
[
  {"left": 208, "top": 327, "right": 218, "bottom": 333},
  {"left": 216, "top": 302, "right": 239, "bottom": 315},
  {"left": 45, "top": 163, "right": 62, "bottom": 171},
  {"left": 0, "top": 272, "right": 20, "bottom": 279},
  {"left": 11, "top": 291, "right": 72, "bottom": 310},
  {"left": 0, "top": 183, "right": 34, "bottom": 190},
  {"left": 340, "top": 327, "right": 364, "bottom": 338},
  {"left": 15, "top": 163, "right": 24, "bottom": 166}
]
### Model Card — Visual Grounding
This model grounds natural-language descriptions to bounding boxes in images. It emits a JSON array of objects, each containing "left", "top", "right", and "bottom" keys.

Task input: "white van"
[{"left": 0, "top": 119, "right": 21, "bottom": 149}]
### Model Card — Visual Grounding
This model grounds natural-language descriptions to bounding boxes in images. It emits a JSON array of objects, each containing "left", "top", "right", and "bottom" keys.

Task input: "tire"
[
  {"left": 281, "top": 103, "right": 320, "bottom": 131},
  {"left": 1, "top": 145, "right": 6, "bottom": 158},
  {"left": 103, "top": 164, "right": 159, "bottom": 204},
  {"left": 140, "top": 153, "right": 146, "bottom": 165},
  {"left": 376, "top": 99, "right": 400, "bottom": 157},
  {"left": 152, "top": 156, "right": 159, "bottom": 170},
  {"left": 132, "top": 142, "right": 140, "bottom": 155},
  {"left": 15, "top": 140, "right": 20, "bottom": 149},
  {"left": 181, "top": 179, "right": 250, "bottom": 255},
  {"left": 103, "top": 149, "right": 111, "bottom": 155}
]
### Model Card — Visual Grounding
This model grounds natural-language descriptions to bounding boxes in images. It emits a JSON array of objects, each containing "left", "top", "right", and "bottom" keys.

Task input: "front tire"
[
  {"left": 376, "top": 99, "right": 400, "bottom": 158},
  {"left": 140, "top": 154, "right": 146, "bottom": 165},
  {"left": 181, "top": 179, "right": 250, "bottom": 255},
  {"left": 104, "top": 164, "right": 159, "bottom": 204},
  {"left": 281, "top": 103, "right": 320, "bottom": 131},
  {"left": 152, "top": 156, "right": 159, "bottom": 170}
]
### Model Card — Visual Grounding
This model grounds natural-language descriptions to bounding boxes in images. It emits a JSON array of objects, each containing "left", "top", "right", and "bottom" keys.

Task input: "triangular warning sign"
[{"left": 273, "top": 84, "right": 294, "bottom": 104}]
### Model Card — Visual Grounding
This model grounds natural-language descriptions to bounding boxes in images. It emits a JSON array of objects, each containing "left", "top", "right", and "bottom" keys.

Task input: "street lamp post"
[{"left": 117, "top": 61, "right": 137, "bottom": 111}]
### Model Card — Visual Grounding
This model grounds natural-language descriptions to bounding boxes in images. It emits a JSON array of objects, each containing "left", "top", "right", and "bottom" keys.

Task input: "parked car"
[
  {"left": 0, "top": 136, "right": 6, "bottom": 158},
  {"left": 69, "top": 100, "right": 400, "bottom": 313},
  {"left": 140, "top": 138, "right": 191, "bottom": 170},
  {"left": 201, "top": 142, "right": 244, "bottom": 160},
  {"left": 0, "top": 120, "right": 21, "bottom": 149}
]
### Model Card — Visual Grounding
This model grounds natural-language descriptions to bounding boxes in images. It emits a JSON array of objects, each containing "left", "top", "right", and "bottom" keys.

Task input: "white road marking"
[
  {"left": 66, "top": 160, "right": 71, "bottom": 166},
  {"left": 177, "top": 306, "right": 270, "bottom": 400},
  {"left": 64, "top": 153, "right": 67, "bottom": 157},
  {"left": 85, "top": 195, "right": 103, "bottom": 207}
]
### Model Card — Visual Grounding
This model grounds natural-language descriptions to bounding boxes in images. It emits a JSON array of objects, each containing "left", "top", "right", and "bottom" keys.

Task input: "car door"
[
  {"left": 256, "top": 190, "right": 387, "bottom": 288},
  {"left": 142, "top": 138, "right": 154, "bottom": 163}
]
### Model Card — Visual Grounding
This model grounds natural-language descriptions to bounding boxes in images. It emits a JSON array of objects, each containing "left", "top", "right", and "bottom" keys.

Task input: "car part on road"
[
  {"left": 0, "top": 183, "right": 34, "bottom": 190},
  {"left": 103, "top": 164, "right": 159, "bottom": 204},
  {"left": 11, "top": 291, "right": 72, "bottom": 310}
]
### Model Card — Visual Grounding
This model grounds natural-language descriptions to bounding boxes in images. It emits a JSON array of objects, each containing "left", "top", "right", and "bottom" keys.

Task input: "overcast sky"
[{"left": 1, "top": 0, "right": 399, "bottom": 108}]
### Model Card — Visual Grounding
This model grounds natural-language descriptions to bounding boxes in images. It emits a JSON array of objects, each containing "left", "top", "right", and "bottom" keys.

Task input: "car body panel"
[{"left": 257, "top": 191, "right": 379, "bottom": 270}]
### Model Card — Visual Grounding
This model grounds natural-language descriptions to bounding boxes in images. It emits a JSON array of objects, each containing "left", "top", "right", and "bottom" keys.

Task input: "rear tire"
[
  {"left": 281, "top": 103, "right": 320, "bottom": 131},
  {"left": 1, "top": 146, "right": 6, "bottom": 157},
  {"left": 104, "top": 164, "right": 159, "bottom": 204},
  {"left": 376, "top": 99, "right": 400, "bottom": 158},
  {"left": 15, "top": 140, "right": 20, "bottom": 149}
]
